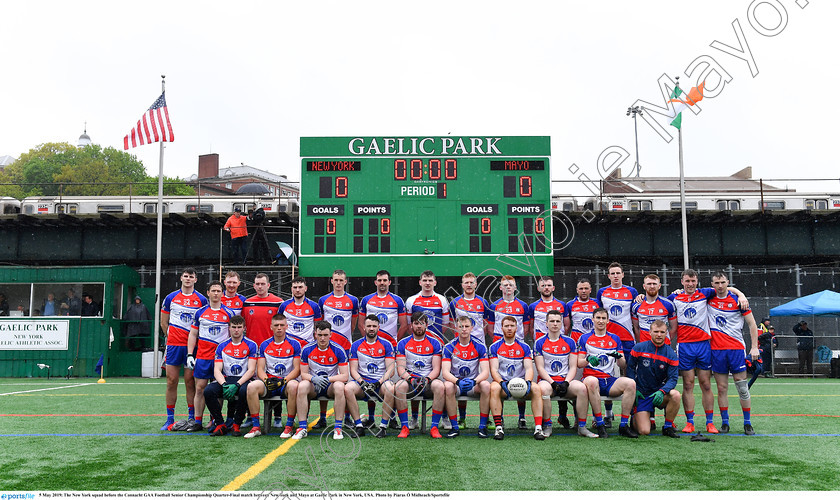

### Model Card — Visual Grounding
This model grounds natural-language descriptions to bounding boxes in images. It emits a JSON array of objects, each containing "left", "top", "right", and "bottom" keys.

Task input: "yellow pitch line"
[{"left": 221, "top": 407, "right": 335, "bottom": 491}]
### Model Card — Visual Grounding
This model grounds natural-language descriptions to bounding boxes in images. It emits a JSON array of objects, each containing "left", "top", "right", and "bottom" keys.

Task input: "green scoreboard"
[{"left": 299, "top": 136, "right": 553, "bottom": 277}]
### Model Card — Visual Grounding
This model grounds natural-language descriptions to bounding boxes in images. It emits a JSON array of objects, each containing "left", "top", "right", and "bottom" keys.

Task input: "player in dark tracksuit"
[{"left": 626, "top": 319, "right": 681, "bottom": 438}]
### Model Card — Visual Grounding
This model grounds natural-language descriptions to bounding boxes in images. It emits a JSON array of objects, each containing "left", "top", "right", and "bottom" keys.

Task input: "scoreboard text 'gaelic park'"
[{"left": 299, "top": 136, "right": 553, "bottom": 277}]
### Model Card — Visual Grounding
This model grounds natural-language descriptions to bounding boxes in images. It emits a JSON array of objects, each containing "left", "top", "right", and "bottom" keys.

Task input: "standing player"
[
  {"left": 221, "top": 271, "right": 246, "bottom": 316},
  {"left": 529, "top": 276, "right": 569, "bottom": 342},
  {"left": 488, "top": 316, "right": 545, "bottom": 441},
  {"left": 488, "top": 275, "right": 533, "bottom": 428},
  {"left": 596, "top": 262, "right": 639, "bottom": 427},
  {"left": 242, "top": 273, "right": 283, "bottom": 347},
  {"left": 630, "top": 273, "right": 676, "bottom": 430},
  {"left": 359, "top": 270, "right": 407, "bottom": 427},
  {"left": 447, "top": 272, "right": 492, "bottom": 425},
  {"left": 394, "top": 312, "right": 445, "bottom": 438},
  {"left": 295, "top": 321, "right": 349, "bottom": 440},
  {"left": 160, "top": 268, "right": 208, "bottom": 431},
  {"left": 243, "top": 315, "right": 301, "bottom": 439},
  {"left": 405, "top": 270, "right": 449, "bottom": 428},
  {"left": 344, "top": 315, "right": 396, "bottom": 438},
  {"left": 578, "top": 307, "right": 638, "bottom": 438},
  {"left": 560, "top": 277, "right": 601, "bottom": 427},
  {"left": 204, "top": 315, "right": 258, "bottom": 436},
  {"left": 187, "top": 281, "right": 236, "bottom": 430},
  {"left": 708, "top": 271, "right": 760, "bottom": 435},
  {"left": 280, "top": 276, "right": 326, "bottom": 428},
  {"left": 441, "top": 316, "right": 492, "bottom": 438},
  {"left": 318, "top": 269, "right": 359, "bottom": 352},
  {"left": 626, "top": 320, "right": 681, "bottom": 437},
  {"left": 668, "top": 269, "right": 748, "bottom": 434},
  {"left": 534, "top": 310, "right": 596, "bottom": 438}
]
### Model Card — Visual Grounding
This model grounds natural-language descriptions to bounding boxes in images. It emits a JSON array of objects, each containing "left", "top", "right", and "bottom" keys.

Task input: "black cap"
[{"left": 234, "top": 208, "right": 241, "bottom": 212}]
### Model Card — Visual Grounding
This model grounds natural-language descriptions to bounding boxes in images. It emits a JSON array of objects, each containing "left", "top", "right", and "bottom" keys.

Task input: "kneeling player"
[
  {"left": 204, "top": 315, "right": 257, "bottom": 436},
  {"left": 345, "top": 314, "right": 396, "bottom": 438},
  {"left": 295, "top": 320, "right": 349, "bottom": 440},
  {"left": 534, "top": 309, "right": 595, "bottom": 438},
  {"left": 579, "top": 307, "right": 638, "bottom": 438},
  {"left": 489, "top": 316, "right": 545, "bottom": 441},
  {"left": 626, "top": 320, "right": 681, "bottom": 437},
  {"left": 394, "top": 312, "right": 445, "bottom": 438},
  {"left": 244, "top": 314, "right": 301, "bottom": 438},
  {"left": 442, "top": 315, "right": 492, "bottom": 438}
]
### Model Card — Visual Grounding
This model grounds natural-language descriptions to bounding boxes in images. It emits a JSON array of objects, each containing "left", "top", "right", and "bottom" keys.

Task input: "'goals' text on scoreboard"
[{"left": 299, "top": 136, "right": 553, "bottom": 277}]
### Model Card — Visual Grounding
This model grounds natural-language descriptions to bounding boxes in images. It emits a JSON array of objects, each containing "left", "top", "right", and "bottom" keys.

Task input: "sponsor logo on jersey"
[
  {"left": 715, "top": 316, "right": 727, "bottom": 327},
  {"left": 230, "top": 364, "right": 242, "bottom": 375},
  {"left": 609, "top": 305, "right": 622, "bottom": 316},
  {"left": 550, "top": 360, "right": 563, "bottom": 372},
  {"left": 333, "top": 315, "right": 345, "bottom": 326},
  {"left": 458, "top": 366, "right": 471, "bottom": 377},
  {"left": 684, "top": 308, "right": 697, "bottom": 319}
]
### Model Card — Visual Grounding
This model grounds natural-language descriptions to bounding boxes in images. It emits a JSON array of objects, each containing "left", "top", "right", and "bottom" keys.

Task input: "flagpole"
[
  {"left": 677, "top": 81, "right": 689, "bottom": 269},
  {"left": 152, "top": 75, "right": 166, "bottom": 378}
]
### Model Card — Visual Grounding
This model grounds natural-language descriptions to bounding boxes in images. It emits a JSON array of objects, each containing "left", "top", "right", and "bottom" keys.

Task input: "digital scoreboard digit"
[{"left": 299, "top": 136, "right": 553, "bottom": 277}]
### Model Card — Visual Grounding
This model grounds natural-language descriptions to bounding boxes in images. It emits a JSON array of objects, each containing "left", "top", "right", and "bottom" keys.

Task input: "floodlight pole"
[
  {"left": 676, "top": 76, "right": 690, "bottom": 270},
  {"left": 626, "top": 106, "right": 644, "bottom": 177}
]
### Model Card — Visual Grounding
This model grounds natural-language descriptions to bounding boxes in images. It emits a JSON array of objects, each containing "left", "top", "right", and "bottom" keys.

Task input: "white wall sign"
[{"left": 0, "top": 320, "right": 70, "bottom": 350}]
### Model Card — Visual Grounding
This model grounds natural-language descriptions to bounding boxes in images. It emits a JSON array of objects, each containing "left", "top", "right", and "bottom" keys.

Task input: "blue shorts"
[
  {"left": 636, "top": 392, "right": 665, "bottom": 413},
  {"left": 621, "top": 340, "right": 635, "bottom": 360},
  {"left": 678, "top": 340, "right": 711, "bottom": 371},
  {"left": 165, "top": 345, "right": 189, "bottom": 367},
  {"left": 193, "top": 358, "right": 214, "bottom": 379},
  {"left": 598, "top": 376, "right": 618, "bottom": 397},
  {"left": 265, "top": 383, "right": 289, "bottom": 399},
  {"left": 711, "top": 349, "right": 747, "bottom": 375}
]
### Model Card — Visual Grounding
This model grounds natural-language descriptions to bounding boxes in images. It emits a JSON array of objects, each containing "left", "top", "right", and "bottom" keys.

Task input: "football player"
[
  {"left": 394, "top": 312, "right": 445, "bottom": 438},
  {"left": 442, "top": 315, "right": 492, "bottom": 438},
  {"left": 344, "top": 314, "right": 396, "bottom": 438},
  {"left": 626, "top": 320, "right": 681, "bottom": 437}
]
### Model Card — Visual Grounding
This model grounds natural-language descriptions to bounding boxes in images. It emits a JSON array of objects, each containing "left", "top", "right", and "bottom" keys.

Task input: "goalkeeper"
[
  {"left": 441, "top": 316, "right": 492, "bottom": 438},
  {"left": 204, "top": 315, "right": 257, "bottom": 436},
  {"left": 626, "top": 319, "right": 681, "bottom": 438},
  {"left": 344, "top": 315, "right": 396, "bottom": 438}
]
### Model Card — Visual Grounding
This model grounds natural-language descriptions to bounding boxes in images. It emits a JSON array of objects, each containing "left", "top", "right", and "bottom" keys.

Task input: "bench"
[{"left": 773, "top": 348, "right": 829, "bottom": 377}]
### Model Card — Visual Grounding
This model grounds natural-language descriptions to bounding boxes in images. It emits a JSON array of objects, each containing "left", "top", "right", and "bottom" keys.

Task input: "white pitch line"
[{"left": 0, "top": 382, "right": 95, "bottom": 396}]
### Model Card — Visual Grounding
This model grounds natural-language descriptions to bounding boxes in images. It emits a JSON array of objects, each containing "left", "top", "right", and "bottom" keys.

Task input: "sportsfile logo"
[{"left": 1, "top": 494, "right": 36, "bottom": 500}]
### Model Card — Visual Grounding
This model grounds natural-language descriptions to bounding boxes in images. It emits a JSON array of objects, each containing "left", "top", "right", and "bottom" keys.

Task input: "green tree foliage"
[{"left": 0, "top": 142, "right": 194, "bottom": 197}]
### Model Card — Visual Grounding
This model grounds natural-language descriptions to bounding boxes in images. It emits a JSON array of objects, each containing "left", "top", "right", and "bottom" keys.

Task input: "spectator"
[
  {"left": 0, "top": 293, "right": 8, "bottom": 316},
  {"left": 60, "top": 289, "right": 82, "bottom": 316},
  {"left": 42, "top": 293, "right": 58, "bottom": 316},
  {"left": 16, "top": 304, "right": 28, "bottom": 316},
  {"left": 223, "top": 208, "right": 248, "bottom": 265},
  {"left": 80, "top": 293, "right": 101, "bottom": 317},
  {"left": 793, "top": 321, "right": 814, "bottom": 375},
  {"left": 757, "top": 320, "right": 778, "bottom": 378},
  {"left": 124, "top": 296, "right": 152, "bottom": 350}
]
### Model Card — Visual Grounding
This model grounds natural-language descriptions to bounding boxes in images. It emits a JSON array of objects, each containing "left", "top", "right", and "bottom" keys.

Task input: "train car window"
[
  {"left": 278, "top": 204, "right": 287, "bottom": 212},
  {"left": 143, "top": 203, "right": 169, "bottom": 214},
  {"left": 562, "top": 202, "right": 574, "bottom": 211},
  {"left": 233, "top": 203, "right": 245, "bottom": 212},
  {"left": 97, "top": 205, "right": 125, "bottom": 213},
  {"left": 629, "top": 201, "right": 639, "bottom": 211},
  {"left": 729, "top": 201, "right": 740, "bottom": 210},
  {"left": 186, "top": 204, "right": 213, "bottom": 213},
  {"left": 629, "top": 200, "right": 652, "bottom": 211},
  {"left": 670, "top": 201, "right": 698, "bottom": 211},
  {"left": 23, "top": 204, "right": 34, "bottom": 215},
  {"left": 806, "top": 199, "right": 828, "bottom": 210},
  {"left": 56, "top": 203, "right": 79, "bottom": 214},
  {"left": 763, "top": 201, "right": 785, "bottom": 210}
]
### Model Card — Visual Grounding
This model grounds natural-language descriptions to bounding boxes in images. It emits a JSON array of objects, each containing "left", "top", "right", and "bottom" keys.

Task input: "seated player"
[
  {"left": 344, "top": 314, "right": 396, "bottom": 438},
  {"left": 394, "top": 312, "right": 445, "bottom": 438},
  {"left": 243, "top": 314, "right": 301, "bottom": 438},
  {"left": 204, "top": 315, "right": 258, "bottom": 436},
  {"left": 626, "top": 320, "right": 681, "bottom": 438},
  {"left": 578, "top": 307, "right": 639, "bottom": 438},
  {"left": 534, "top": 309, "right": 596, "bottom": 438},
  {"left": 442, "top": 315, "right": 492, "bottom": 438},
  {"left": 489, "top": 316, "right": 545, "bottom": 441},
  {"left": 295, "top": 320, "right": 350, "bottom": 440},
  {"left": 186, "top": 281, "right": 236, "bottom": 431}
]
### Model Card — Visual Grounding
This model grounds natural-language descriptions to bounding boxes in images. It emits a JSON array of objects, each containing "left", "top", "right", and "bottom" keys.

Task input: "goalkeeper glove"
[
  {"left": 552, "top": 381, "right": 569, "bottom": 397},
  {"left": 652, "top": 390, "right": 665, "bottom": 407},
  {"left": 185, "top": 354, "right": 196, "bottom": 370},
  {"left": 525, "top": 380, "right": 532, "bottom": 396},
  {"left": 311, "top": 375, "right": 329, "bottom": 391},
  {"left": 222, "top": 383, "right": 240, "bottom": 400},
  {"left": 586, "top": 354, "right": 601, "bottom": 367},
  {"left": 606, "top": 351, "right": 623, "bottom": 360},
  {"left": 500, "top": 380, "right": 511, "bottom": 398},
  {"left": 636, "top": 390, "right": 644, "bottom": 402},
  {"left": 264, "top": 377, "right": 282, "bottom": 392},
  {"left": 458, "top": 378, "right": 475, "bottom": 395}
]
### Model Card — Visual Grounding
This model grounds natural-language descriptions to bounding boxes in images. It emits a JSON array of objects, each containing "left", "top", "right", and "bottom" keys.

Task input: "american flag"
[{"left": 123, "top": 92, "right": 174, "bottom": 150}]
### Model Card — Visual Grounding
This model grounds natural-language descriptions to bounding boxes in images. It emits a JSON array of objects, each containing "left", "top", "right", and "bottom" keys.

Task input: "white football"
[{"left": 507, "top": 377, "right": 528, "bottom": 399}]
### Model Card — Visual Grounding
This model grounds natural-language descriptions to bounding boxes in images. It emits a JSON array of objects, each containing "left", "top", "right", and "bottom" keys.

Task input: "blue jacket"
[{"left": 626, "top": 340, "right": 679, "bottom": 396}]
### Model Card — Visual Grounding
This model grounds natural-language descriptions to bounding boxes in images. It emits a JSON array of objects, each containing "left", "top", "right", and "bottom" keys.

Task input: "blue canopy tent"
[{"left": 769, "top": 290, "right": 840, "bottom": 317}]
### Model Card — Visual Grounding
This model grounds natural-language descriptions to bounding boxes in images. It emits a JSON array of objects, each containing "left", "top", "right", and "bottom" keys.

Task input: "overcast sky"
[{"left": 2, "top": 0, "right": 837, "bottom": 196}]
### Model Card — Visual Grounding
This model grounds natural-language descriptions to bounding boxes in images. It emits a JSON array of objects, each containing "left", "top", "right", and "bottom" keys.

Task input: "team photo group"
[{"left": 158, "top": 262, "right": 760, "bottom": 442}]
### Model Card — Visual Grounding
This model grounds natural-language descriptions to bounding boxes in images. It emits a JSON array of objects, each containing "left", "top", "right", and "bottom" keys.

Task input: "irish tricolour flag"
[{"left": 668, "top": 81, "right": 705, "bottom": 129}]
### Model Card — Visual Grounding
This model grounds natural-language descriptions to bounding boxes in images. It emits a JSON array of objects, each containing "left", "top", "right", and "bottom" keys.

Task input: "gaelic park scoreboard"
[{"left": 299, "top": 136, "right": 553, "bottom": 277}]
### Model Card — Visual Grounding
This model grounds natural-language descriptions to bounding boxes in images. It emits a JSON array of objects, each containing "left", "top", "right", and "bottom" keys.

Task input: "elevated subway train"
[{"left": 551, "top": 192, "right": 840, "bottom": 212}]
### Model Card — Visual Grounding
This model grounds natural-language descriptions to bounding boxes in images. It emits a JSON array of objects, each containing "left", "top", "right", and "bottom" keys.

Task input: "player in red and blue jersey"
[
  {"left": 488, "top": 316, "right": 545, "bottom": 440},
  {"left": 221, "top": 271, "right": 246, "bottom": 316},
  {"left": 295, "top": 321, "right": 350, "bottom": 440},
  {"left": 160, "top": 268, "right": 208, "bottom": 431},
  {"left": 668, "top": 269, "right": 749, "bottom": 434},
  {"left": 708, "top": 271, "right": 760, "bottom": 435},
  {"left": 441, "top": 316, "right": 491, "bottom": 438},
  {"left": 187, "top": 281, "right": 236, "bottom": 430},
  {"left": 578, "top": 307, "right": 638, "bottom": 438},
  {"left": 204, "top": 315, "right": 258, "bottom": 436},
  {"left": 344, "top": 314, "right": 396, "bottom": 438},
  {"left": 243, "top": 315, "right": 301, "bottom": 439},
  {"left": 394, "top": 312, "right": 445, "bottom": 438},
  {"left": 534, "top": 309, "right": 596, "bottom": 438},
  {"left": 488, "top": 275, "right": 532, "bottom": 343},
  {"left": 626, "top": 319, "right": 681, "bottom": 438},
  {"left": 447, "top": 272, "right": 492, "bottom": 425},
  {"left": 529, "top": 276, "right": 569, "bottom": 342},
  {"left": 566, "top": 278, "right": 601, "bottom": 343},
  {"left": 405, "top": 270, "right": 450, "bottom": 345},
  {"left": 242, "top": 273, "right": 283, "bottom": 347},
  {"left": 318, "top": 269, "right": 359, "bottom": 352}
]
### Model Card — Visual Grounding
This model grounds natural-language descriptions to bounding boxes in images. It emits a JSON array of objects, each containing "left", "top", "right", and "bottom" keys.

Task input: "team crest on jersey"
[
  {"left": 659, "top": 364, "right": 665, "bottom": 369},
  {"left": 329, "top": 357, "right": 334, "bottom": 363},
  {"left": 414, "top": 361, "right": 426, "bottom": 369},
  {"left": 727, "top": 303, "right": 734, "bottom": 308},
  {"left": 658, "top": 308, "right": 664, "bottom": 314},
  {"left": 623, "top": 293, "right": 629, "bottom": 298},
  {"left": 550, "top": 360, "right": 563, "bottom": 372},
  {"left": 582, "top": 318, "right": 593, "bottom": 330},
  {"left": 377, "top": 348, "right": 383, "bottom": 354},
  {"left": 642, "top": 359, "right": 650, "bottom": 367},
  {"left": 293, "top": 322, "right": 305, "bottom": 332},
  {"left": 333, "top": 315, "right": 345, "bottom": 326},
  {"left": 230, "top": 364, "right": 242, "bottom": 375},
  {"left": 425, "top": 346, "right": 430, "bottom": 352},
  {"left": 684, "top": 308, "right": 697, "bottom": 319},
  {"left": 715, "top": 317, "right": 727, "bottom": 327},
  {"left": 367, "top": 363, "right": 379, "bottom": 373},
  {"left": 249, "top": 310, "right": 254, "bottom": 315},
  {"left": 458, "top": 367, "right": 471, "bottom": 377},
  {"left": 609, "top": 305, "right": 622, "bottom": 316}
]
